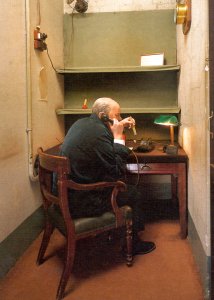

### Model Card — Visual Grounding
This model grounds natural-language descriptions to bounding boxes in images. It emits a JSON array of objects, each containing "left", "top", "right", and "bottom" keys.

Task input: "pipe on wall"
[{"left": 25, "top": 0, "right": 38, "bottom": 182}]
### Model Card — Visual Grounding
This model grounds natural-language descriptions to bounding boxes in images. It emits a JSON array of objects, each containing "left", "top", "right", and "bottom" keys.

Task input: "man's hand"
[
  {"left": 120, "top": 116, "right": 135, "bottom": 128},
  {"left": 110, "top": 119, "right": 124, "bottom": 139},
  {"left": 110, "top": 116, "right": 136, "bottom": 139}
]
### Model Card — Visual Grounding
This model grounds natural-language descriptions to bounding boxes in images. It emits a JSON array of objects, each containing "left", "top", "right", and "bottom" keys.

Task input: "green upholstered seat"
[{"left": 48, "top": 204, "right": 132, "bottom": 236}]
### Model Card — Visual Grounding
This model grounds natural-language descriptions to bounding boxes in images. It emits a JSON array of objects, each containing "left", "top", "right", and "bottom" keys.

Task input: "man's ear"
[
  {"left": 99, "top": 113, "right": 114, "bottom": 125},
  {"left": 98, "top": 112, "right": 104, "bottom": 120}
]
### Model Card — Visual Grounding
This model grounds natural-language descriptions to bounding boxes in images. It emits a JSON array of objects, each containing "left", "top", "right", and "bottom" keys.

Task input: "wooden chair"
[{"left": 37, "top": 147, "right": 133, "bottom": 300}]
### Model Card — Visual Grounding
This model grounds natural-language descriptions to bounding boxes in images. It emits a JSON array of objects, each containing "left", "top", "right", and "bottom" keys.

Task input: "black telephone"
[
  {"left": 135, "top": 139, "right": 155, "bottom": 153},
  {"left": 100, "top": 114, "right": 114, "bottom": 125}
]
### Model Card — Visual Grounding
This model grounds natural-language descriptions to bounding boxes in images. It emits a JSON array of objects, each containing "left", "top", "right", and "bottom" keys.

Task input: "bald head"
[{"left": 92, "top": 97, "right": 119, "bottom": 116}]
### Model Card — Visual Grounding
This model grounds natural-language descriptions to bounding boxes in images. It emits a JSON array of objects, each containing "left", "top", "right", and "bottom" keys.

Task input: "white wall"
[
  {"left": 30, "top": 0, "right": 65, "bottom": 154},
  {"left": 0, "top": 0, "right": 64, "bottom": 243},
  {"left": 177, "top": 0, "right": 210, "bottom": 255}
]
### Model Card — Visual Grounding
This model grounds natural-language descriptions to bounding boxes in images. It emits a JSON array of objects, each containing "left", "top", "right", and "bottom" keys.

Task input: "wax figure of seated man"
[{"left": 55, "top": 97, "right": 156, "bottom": 256}]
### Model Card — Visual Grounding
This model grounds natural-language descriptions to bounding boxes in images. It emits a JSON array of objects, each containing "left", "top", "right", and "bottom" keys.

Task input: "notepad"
[{"left": 140, "top": 53, "right": 164, "bottom": 66}]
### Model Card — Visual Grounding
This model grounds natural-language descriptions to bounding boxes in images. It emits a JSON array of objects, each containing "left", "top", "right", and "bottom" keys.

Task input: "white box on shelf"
[{"left": 140, "top": 53, "right": 164, "bottom": 66}]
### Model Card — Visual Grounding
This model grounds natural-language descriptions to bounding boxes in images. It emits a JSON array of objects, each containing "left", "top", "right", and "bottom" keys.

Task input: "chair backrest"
[
  {"left": 37, "top": 147, "right": 78, "bottom": 236},
  {"left": 37, "top": 147, "right": 71, "bottom": 207},
  {"left": 38, "top": 147, "right": 70, "bottom": 177}
]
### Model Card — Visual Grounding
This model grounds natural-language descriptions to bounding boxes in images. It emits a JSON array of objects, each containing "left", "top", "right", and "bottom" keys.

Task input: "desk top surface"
[
  {"left": 126, "top": 141, "right": 188, "bottom": 164},
  {"left": 45, "top": 141, "right": 188, "bottom": 164}
]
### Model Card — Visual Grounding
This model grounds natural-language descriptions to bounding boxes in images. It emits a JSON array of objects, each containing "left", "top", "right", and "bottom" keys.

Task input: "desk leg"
[
  {"left": 171, "top": 174, "right": 177, "bottom": 204},
  {"left": 177, "top": 164, "right": 187, "bottom": 239}
]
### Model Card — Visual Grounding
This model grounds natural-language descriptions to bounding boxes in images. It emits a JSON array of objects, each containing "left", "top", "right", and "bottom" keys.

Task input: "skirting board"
[
  {"left": 0, "top": 206, "right": 44, "bottom": 279},
  {"left": 188, "top": 213, "right": 211, "bottom": 300}
]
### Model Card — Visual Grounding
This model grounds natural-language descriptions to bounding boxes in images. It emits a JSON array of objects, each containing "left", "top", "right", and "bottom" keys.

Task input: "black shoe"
[{"left": 132, "top": 241, "right": 156, "bottom": 256}]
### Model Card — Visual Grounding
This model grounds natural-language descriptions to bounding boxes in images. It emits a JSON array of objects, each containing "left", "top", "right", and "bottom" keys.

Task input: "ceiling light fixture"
[{"left": 67, "top": 0, "right": 88, "bottom": 13}]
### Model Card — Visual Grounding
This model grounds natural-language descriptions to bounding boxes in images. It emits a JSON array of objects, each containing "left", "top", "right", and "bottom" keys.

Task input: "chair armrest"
[
  {"left": 64, "top": 179, "right": 126, "bottom": 191},
  {"left": 59, "top": 178, "right": 127, "bottom": 227},
  {"left": 111, "top": 184, "right": 127, "bottom": 226}
]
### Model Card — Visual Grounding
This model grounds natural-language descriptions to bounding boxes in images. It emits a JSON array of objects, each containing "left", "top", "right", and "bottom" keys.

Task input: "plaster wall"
[
  {"left": 30, "top": 0, "right": 65, "bottom": 154},
  {"left": 0, "top": 0, "right": 64, "bottom": 243},
  {"left": 177, "top": 0, "right": 210, "bottom": 256}
]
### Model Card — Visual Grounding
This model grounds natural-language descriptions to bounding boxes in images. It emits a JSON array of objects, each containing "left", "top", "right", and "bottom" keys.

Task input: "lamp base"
[{"left": 163, "top": 144, "right": 178, "bottom": 155}]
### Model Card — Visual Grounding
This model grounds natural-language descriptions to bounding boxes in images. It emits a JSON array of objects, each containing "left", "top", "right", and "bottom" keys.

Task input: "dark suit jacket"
[{"left": 56, "top": 113, "right": 131, "bottom": 217}]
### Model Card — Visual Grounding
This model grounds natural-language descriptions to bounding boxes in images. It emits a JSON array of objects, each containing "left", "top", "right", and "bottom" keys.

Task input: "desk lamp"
[{"left": 154, "top": 115, "right": 179, "bottom": 154}]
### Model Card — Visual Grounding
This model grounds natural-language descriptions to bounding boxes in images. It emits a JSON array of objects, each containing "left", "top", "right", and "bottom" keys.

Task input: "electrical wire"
[
  {"left": 130, "top": 149, "right": 140, "bottom": 186},
  {"left": 66, "top": 5, "right": 75, "bottom": 68},
  {"left": 37, "top": 0, "right": 41, "bottom": 27},
  {"left": 46, "top": 47, "right": 57, "bottom": 73},
  {"left": 45, "top": 3, "right": 86, "bottom": 75}
]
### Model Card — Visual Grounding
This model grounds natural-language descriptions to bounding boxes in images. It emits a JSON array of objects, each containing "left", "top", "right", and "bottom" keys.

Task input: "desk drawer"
[{"left": 126, "top": 163, "right": 183, "bottom": 174}]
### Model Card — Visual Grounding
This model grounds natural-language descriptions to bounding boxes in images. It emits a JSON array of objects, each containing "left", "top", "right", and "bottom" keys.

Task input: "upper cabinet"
[{"left": 57, "top": 10, "right": 179, "bottom": 115}]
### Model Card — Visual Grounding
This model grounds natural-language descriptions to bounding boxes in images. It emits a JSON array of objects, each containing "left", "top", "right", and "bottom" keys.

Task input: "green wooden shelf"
[
  {"left": 56, "top": 107, "right": 181, "bottom": 115},
  {"left": 56, "top": 65, "right": 180, "bottom": 74}
]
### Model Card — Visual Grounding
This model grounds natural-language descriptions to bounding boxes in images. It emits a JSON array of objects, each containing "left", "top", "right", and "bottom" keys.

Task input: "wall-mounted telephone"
[
  {"left": 34, "top": 26, "right": 48, "bottom": 51},
  {"left": 100, "top": 114, "right": 114, "bottom": 125}
]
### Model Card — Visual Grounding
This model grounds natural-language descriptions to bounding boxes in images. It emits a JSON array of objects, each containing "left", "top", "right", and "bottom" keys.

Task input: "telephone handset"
[{"left": 100, "top": 114, "right": 114, "bottom": 125}]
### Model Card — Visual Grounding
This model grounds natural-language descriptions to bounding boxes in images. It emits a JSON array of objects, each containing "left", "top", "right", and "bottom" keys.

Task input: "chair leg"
[
  {"left": 126, "top": 220, "right": 133, "bottom": 267},
  {"left": 56, "top": 236, "right": 76, "bottom": 300},
  {"left": 37, "top": 220, "right": 54, "bottom": 265}
]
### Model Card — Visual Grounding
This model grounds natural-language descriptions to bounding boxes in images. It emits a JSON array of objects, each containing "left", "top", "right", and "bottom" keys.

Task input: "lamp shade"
[
  {"left": 154, "top": 115, "right": 178, "bottom": 126},
  {"left": 154, "top": 115, "right": 179, "bottom": 147}
]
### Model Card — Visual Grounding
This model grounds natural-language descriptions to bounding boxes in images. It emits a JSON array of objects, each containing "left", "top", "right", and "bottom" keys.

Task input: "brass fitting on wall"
[{"left": 174, "top": 0, "right": 191, "bottom": 35}]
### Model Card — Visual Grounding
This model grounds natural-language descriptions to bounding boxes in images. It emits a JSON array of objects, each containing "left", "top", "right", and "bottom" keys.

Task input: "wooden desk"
[
  {"left": 45, "top": 142, "right": 188, "bottom": 238},
  {"left": 126, "top": 142, "right": 188, "bottom": 239}
]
